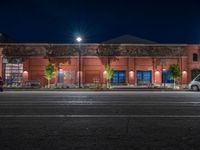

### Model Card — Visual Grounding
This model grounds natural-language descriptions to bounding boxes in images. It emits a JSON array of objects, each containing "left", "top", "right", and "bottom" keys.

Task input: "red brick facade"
[{"left": 0, "top": 44, "right": 200, "bottom": 87}]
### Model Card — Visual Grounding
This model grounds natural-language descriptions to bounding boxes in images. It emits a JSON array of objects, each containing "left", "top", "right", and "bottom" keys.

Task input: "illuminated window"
[
  {"left": 5, "top": 63, "right": 23, "bottom": 85},
  {"left": 3, "top": 57, "right": 23, "bottom": 86}
]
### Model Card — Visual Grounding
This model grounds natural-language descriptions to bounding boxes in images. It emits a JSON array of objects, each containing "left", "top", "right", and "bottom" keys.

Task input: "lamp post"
[
  {"left": 76, "top": 36, "right": 82, "bottom": 88},
  {"left": 162, "top": 68, "right": 166, "bottom": 88}
]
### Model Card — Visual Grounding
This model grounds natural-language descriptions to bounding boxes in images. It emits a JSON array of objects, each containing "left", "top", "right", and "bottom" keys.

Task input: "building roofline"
[
  {"left": 0, "top": 43, "right": 194, "bottom": 46},
  {"left": 101, "top": 34, "right": 158, "bottom": 44}
]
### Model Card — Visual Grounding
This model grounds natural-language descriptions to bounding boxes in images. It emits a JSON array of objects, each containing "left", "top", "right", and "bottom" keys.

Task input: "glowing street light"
[{"left": 76, "top": 37, "right": 82, "bottom": 43}]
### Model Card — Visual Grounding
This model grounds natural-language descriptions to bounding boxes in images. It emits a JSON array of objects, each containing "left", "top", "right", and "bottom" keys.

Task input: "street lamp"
[
  {"left": 76, "top": 36, "right": 82, "bottom": 88},
  {"left": 162, "top": 68, "right": 166, "bottom": 88},
  {"left": 76, "top": 37, "right": 82, "bottom": 43}
]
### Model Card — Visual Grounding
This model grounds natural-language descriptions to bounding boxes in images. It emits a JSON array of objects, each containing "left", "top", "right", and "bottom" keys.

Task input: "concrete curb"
[{"left": 3, "top": 88, "right": 189, "bottom": 92}]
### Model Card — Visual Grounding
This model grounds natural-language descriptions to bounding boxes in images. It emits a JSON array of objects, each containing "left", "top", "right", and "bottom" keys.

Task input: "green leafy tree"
[
  {"left": 44, "top": 63, "right": 56, "bottom": 88},
  {"left": 104, "top": 64, "right": 114, "bottom": 88},
  {"left": 169, "top": 64, "right": 181, "bottom": 89}
]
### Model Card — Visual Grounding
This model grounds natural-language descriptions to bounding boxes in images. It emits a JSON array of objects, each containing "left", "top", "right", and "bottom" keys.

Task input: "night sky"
[{"left": 1, "top": 0, "right": 200, "bottom": 43}]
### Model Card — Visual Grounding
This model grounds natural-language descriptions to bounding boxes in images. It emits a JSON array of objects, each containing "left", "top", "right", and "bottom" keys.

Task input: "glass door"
[
  {"left": 112, "top": 71, "right": 126, "bottom": 85},
  {"left": 58, "top": 70, "right": 64, "bottom": 84},
  {"left": 137, "top": 71, "right": 152, "bottom": 85}
]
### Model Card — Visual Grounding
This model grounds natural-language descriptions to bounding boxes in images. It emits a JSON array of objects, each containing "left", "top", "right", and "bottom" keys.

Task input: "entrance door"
[
  {"left": 137, "top": 71, "right": 152, "bottom": 85},
  {"left": 162, "top": 70, "right": 174, "bottom": 83},
  {"left": 58, "top": 70, "right": 64, "bottom": 84},
  {"left": 112, "top": 71, "right": 126, "bottom": 85}
]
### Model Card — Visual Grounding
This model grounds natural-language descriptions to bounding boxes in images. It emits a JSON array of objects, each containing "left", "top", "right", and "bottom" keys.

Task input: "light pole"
[
  {"left": 162, "top": 68, "right": 166, "bottom": 88},
  {"left": 76, "top": 36, "right": 82, "bottom": 88}
]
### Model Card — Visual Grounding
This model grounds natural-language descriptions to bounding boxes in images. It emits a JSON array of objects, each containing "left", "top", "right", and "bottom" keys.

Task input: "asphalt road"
[{"left": 0, "top": 91, "right": 200, "bottom": 150}]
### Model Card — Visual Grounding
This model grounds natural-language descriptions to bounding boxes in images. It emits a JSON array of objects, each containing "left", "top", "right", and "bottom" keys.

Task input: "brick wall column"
[
  {"left": 128, "top": 57, "right": 134, "bottom": 85},
  {"left": 0, "top": 55, "right": 2, "bottom": 77},
  {"left": 152, "top": 58, "right": 155, "bottom": 84},
  {"left": 22, "top": 57, "right": 30, "bottom": 80},
  {"left": 81, "top": 55, "right": 83, "bottom": 86},
  {"left": 102, "top": 57, "right": 107, "bottom": 84},
  {"left": 101, "top": 58, "right": 103, "bottom": 84},
  {"left": 180, "top": 57, "right": 183, "bottom": 85},
  {"left": 127, "top": 57, "right": 129, "bottom": 85},
  {"left": 134, "top": 57, "right": 137, "bottom": 85}
]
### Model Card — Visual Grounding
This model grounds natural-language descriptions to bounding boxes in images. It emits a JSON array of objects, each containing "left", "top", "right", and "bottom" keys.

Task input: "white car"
[{"left": 188, "top": 74, "right": 200, "bottom": 91}]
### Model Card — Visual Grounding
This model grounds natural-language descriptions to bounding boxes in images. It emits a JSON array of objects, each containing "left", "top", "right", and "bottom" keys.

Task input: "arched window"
[{"left": 193, "top": 53, "right": 198, "bottom": 61}]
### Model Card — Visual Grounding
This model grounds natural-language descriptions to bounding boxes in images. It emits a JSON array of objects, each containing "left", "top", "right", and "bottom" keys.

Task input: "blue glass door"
[
  {"left": 162, "top": 70, "right": 174, "bottom": 83},
  {"left": 137, "top": 71, "right": 152, "bottom": 85},
  {"left": 112, "top": 71, "right": 126, "bottom": 84}
]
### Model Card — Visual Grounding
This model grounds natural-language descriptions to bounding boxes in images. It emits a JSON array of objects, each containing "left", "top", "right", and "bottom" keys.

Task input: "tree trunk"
[
  {"left": 107, "top": 80, "right": 111, "bottom": 89},
  {"left": 174, "top": 79, "right": 176, "bottom": 89},
  {"left": 107, "top": 80, "right": 109, "bottom": 89},
  {"left": 48, "top": 79, "right": 50, "bottom": 88}
]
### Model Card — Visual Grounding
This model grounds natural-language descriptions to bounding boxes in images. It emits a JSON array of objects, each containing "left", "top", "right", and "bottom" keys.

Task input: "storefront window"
[{"left": 3, "top": 57, "right": 23, "bottom": 86}]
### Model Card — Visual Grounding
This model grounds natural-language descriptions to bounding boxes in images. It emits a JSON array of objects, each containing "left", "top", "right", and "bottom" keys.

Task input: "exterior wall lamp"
[{"left": 129, "top": 71, "right": 134, "bottom": 80}]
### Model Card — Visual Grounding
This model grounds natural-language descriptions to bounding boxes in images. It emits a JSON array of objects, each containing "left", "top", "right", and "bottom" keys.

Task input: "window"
[
  {"left": 4, "top": 63, "right": 23, "bottom": 85},
  {"left": 193, "top": 53, "right": 198, "bottom": 61},
  {"left": 3, "top": 57, "right": 23, "bottom": 86}
]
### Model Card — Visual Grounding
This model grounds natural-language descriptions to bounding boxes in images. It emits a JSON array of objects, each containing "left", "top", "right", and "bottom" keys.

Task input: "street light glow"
[{"left": 76, "top": 37, "right": 82, "bottom": 43}]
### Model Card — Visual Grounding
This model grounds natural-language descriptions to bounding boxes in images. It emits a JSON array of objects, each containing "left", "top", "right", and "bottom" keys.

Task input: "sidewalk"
[{"left": 3, "top": 87, "right": 189, "bottom": 92}]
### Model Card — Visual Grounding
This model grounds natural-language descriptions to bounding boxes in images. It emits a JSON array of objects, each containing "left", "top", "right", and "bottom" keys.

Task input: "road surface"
[{"left": 0, "top": 91, "right": 200, "bottom": 150}]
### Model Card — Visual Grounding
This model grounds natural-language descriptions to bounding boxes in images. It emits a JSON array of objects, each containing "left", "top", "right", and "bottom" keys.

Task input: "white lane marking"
[
  {"left": 0, "top": 115, "right": 200, "bottom": 118},
  {"left": 1, "top": 101, "right": 200, "bottom": 105},
  {"left": 1, "top": 103, "right": 200, "bottom": 106}
]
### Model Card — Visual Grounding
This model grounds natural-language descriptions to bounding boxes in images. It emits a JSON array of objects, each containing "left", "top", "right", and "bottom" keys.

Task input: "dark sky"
[{"left": 1, "top": 0, "right": 200, "bottom": 43}]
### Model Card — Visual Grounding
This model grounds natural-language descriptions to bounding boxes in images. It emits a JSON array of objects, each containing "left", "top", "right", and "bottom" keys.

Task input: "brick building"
[{"left": 0, "top": 35, "right": 200, "bottom": 88}]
